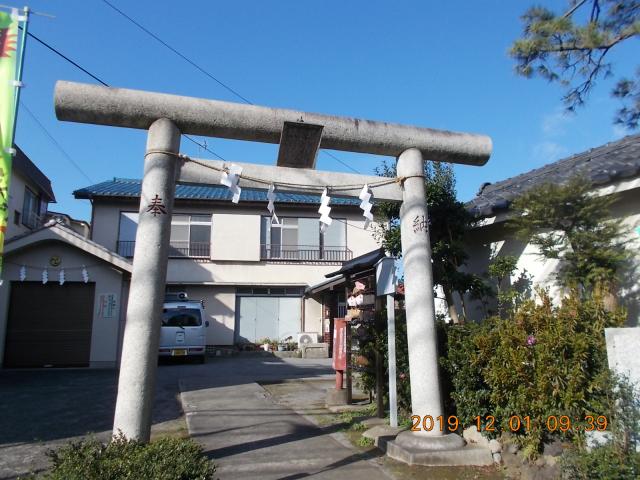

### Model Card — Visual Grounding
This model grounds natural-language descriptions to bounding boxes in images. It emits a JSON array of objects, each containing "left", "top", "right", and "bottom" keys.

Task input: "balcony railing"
[
  {"left": 117, "top": 241, "right": 211, "bottom": 258},
  {"left": 260, "top": 244, "right": 352, "bottom": 262},
  {"left": 22, "top": 211, "right": 43, "bottom": 230}
]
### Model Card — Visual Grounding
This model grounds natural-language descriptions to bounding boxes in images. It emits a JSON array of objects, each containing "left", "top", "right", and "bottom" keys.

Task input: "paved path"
[
  {"left": 180, "top": 360, "right": 390, "bottom": 479},
  {"left": 0, "top": 356, "right": 391, "bottom": 479}
]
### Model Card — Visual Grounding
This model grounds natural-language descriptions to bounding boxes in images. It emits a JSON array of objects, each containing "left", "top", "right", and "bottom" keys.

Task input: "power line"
[
  {"left": 22, "top": 27, "right": 226, "bottom": 161},
  {"left": 322, "top": 151, "right": 360, "bottom": 174},
  {"left": 100, "top": 0, "right": 253, "bottom": 105},
  {"left": 20, "top": 101, "right": 95, "bottom": 183},
  {"left": 98, "top": 0, "right": 360, "bottom": 174},
  {"left": 20, "top": 27, "right": 108, "bottom": 87},
  {"left": 183, "top": 135, "right": 226, "bottom": 160},
  {"left": 25, "top": 10, "right": 358, "bottom": 173}
]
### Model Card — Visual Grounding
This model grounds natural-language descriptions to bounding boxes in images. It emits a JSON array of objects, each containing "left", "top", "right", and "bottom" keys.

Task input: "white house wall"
[
  {"left": 6, "top": 172, "right": 28, "bottom": 240},
  {"left": 610, "top": 189, "right": 640, "bottom": 325},
  {"left": 462, "top": 187, "right": 640, "bottom": 326},
  {"left": 90, "top": 199, "right": 380, "bottom": 348},
  {"left": 166, "top": 261, "right": 341, "bottom": 285},
  {"left": 166, "top": 285, "right": 236, "bottom": 345},
  {"left": 303, "top": 296, "right": 323, "bottom": 337},
  {"left": 211, "top": 213, "right": 260, "bottom": 261},
  {"left": 91, "top": 201, "right": 380, "bottom": 286},
  {"left": 6, "top": 171, "right": 46, "bottom": 240}
]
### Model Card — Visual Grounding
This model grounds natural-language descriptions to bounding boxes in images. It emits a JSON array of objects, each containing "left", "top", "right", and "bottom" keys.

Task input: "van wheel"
[{"left": 197, "top": 355, "right": 206, "bottom": 364}]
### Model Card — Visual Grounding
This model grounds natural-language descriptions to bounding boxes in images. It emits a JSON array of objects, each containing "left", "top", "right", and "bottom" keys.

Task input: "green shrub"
[
  {"left": 42, "top": 434, "right": 215, "bottom": 480},
  {"left": 560, "top": 376, "right": 640, "bottom": 479},
  {"left": 440, "top": 321, "right": 491, "bottom": 429},
  {"left": 356, "top": 308, "right": 412, "bottom": 415},
  {"left": 561, "top": 443, "right": 640, "bottom": 480},
  {"left": 356, "top": 308, "right": 456, "bottom": 419},
  {"left": 357, "top": 289, "right": 625, "bottom": 458},
  {"left": 443, "top": 290, "right": 626, "bottom": 456}
]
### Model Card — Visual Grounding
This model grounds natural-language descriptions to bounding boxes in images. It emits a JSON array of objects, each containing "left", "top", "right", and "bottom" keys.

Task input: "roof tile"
[
  {"left": 73, "top": 178, "right": 362, "bottom": 206},
  {"left": 467, "top": 133, "right": 640, "bottom": 217}
]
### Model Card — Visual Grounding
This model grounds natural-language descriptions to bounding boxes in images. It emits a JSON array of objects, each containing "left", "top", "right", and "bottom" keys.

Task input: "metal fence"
[
  {"left": 116, "top": 241, "right": 211, "bottom": 258},
  {"left": 22, "top": 211, "right": 43, "bottom": 230},
  {"left": 260, "top": 244, "right": 352, "bottom": 262}
]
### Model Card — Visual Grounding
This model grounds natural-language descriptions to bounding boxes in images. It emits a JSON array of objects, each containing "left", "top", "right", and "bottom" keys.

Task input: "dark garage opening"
[{"left": 4, "top": 282, "right": 95, "bottom": 368}]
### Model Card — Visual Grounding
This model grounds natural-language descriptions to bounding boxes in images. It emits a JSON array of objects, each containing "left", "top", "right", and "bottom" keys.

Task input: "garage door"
[
  {"left": 236, "top": 296, "right": 301, "bottom": 344},
  {"left": 4, "top": 282, "right": 95, "bottom": 367}
]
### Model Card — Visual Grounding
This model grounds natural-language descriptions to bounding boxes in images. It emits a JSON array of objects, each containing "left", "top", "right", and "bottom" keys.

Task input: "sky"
[{"left": 9, "top": 0, "right": 640, "bottom": 221}]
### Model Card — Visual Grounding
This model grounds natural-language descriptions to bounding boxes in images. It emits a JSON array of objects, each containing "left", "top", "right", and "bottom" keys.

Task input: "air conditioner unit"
[
  {"left": 165, "top": 292, "right": 188, "bottom": 302},
  {"left": 297, "top": 332, "right": 319, "bottom": 345}
]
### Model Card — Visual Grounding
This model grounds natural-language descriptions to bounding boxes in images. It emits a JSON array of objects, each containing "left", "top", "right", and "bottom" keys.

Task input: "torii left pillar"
[{"left": 112, "top": 118, "right": 181, "bottom": 441}]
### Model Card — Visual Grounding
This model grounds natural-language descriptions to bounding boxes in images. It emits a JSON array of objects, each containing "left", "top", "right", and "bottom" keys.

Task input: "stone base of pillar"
[
  {"left": 325, "top": 388, "right": 349, "bottom": 406},
  {"left": 387, "top": 431, "right": 493, "bottom": 466}
]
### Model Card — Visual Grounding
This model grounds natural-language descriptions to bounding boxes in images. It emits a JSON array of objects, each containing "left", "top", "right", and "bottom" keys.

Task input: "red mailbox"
[{"left": 333, "top": 318, "right": 347, "bottom": 389}]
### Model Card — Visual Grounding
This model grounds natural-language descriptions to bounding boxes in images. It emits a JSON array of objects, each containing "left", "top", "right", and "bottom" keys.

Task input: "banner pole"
[
  {"left": 0, "top": 6, "right": 29, "bottom": 283},
  {"left": 10, "top": 5, "right": 28, "bottom": 146}
]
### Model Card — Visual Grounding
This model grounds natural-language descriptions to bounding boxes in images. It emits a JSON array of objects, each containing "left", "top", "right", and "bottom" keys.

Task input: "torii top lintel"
[{"left": 54, "top": 81, "right": 492, "bottom": 166}]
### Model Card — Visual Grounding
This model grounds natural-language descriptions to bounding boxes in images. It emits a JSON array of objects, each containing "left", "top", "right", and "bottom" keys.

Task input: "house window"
[
  {"left": 260, "top": 216, "right": 348, "bottom": 261},
  {"left": 117, "top": 212, "right": 212, "bottom": 258},
  {"left": 169, "top": 214, "right": 212, "bottom": 257},
  {"left": 236, "top": 286, "right": 304, "bottom": 296},
  {"left": 22, "top": 188, "right": 40, "bottom": 229}
]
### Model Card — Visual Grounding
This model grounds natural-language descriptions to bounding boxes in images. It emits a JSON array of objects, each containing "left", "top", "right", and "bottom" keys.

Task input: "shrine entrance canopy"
[{"left": 54, "top": 81, "right": 491, "bottom": 201}]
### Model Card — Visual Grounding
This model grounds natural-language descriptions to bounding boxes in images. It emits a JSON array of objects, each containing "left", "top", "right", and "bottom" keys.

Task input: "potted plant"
[{"left": 256, "top": 337, "right": 271, "bottom": 352}]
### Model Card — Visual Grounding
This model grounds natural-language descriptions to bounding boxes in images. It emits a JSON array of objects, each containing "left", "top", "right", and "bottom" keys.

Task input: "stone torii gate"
[{"left": 54, "top": 81, "right": 492, "bottom": 462}]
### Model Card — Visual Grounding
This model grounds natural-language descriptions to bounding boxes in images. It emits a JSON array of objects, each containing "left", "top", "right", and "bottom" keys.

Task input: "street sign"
[{"left": 375, "top": 256, "right": 397, "bottom": 296}]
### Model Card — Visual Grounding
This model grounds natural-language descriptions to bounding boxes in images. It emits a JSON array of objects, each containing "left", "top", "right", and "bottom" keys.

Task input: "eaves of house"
[
  {"left": 13, "top": 146, "right": 56, "bottom": 203},
  {"left": 5, "top": 220, "right": 132, "bottom": 273},
  {"left": 467, "top": 133, "right": 640, "bottom": 220}
]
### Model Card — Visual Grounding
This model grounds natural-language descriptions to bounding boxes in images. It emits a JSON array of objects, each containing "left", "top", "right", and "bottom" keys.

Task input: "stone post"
[
  {"left": 397, "top": 148, "right": 444, "bottom": 431},
  {"left": 112, "top": 118, "right": 181, "bottom": 441},
  {"left": 387, "top": 148, "right": 468, "bottom": 463},
  {"left": 387, "top": 294, "right": 398, "bottom": 428}
]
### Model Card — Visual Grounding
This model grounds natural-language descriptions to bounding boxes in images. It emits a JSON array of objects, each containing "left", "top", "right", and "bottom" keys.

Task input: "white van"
[{"left": 159, "top": 293, "right": 209, "bottom": 363}]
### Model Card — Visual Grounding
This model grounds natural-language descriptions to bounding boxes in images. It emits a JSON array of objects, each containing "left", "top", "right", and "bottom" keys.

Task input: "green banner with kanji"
[{"left": 0, "top": 10, "right": 19, "bottom": 277}]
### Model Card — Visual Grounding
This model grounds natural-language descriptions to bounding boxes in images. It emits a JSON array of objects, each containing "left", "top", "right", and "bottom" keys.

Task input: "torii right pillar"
[{"left": 387, "top": 148, "right": 493, "bottom": 466}]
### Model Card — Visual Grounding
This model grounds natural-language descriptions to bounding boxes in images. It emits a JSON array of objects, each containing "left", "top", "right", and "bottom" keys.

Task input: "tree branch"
[{"left": 563, "top": 0, "right": 589, "bottom": 19}]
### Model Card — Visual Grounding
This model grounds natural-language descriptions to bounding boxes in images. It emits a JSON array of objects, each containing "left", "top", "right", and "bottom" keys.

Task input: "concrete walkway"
[
  {"left": 180, "top": 357, "right": 391, "bottom": 479},
  {"left": 0, "top": 356, "right": 392, "bottom": 479}
]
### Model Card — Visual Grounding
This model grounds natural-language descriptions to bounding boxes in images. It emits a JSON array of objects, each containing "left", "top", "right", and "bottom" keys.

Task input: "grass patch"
[
  {"left": 357, "top": 436, "right": 374, "bottom": 447},
  {"left": 351, "top": 422, "right": 367, "bottom": 432}
]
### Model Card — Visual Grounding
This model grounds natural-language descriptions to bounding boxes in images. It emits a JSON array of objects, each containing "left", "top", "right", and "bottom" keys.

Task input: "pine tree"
[
  {"left": 374, "top": 160, "right": 486, "bottom": 322},
  {"left": 510, "top": 1, "right": 640, "bottom": 129},
  {"left": 508, "top": 175, "right": 629, "bottom": 292}
]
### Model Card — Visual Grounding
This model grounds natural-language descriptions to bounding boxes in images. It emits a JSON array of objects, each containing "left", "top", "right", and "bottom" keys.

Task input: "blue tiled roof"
[{"left": 73, "top": 178, "right": 362, "bottom": 206}]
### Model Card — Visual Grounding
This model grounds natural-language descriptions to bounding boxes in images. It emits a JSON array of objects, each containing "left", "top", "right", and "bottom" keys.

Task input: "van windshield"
[{"left": 162, "top": 308, "right": 202, "bottom": 327}]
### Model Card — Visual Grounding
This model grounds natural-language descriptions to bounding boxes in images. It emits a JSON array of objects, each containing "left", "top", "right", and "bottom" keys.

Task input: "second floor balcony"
[
  {"left": 117, "top": 240, "right": 211, "bottom": 259},
  {"left": 22, "top": 211, "right": 44, "bottom": 230},
  {"left": 116, "top": 241, "right": 352, "bottom": 263},
  {"left": 260, "top": 244, "right": 352, "bottom": 262}
]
